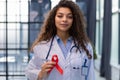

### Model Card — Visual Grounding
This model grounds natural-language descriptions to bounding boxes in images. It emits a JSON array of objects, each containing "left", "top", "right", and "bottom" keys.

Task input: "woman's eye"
[
  {"left": 68, "top": 15, "right": 73, "bottom": 19},
  {"left": 57, "top": 15, "right": 63, "bottom": 18},
  {"left": 56, "top": 15, "right": 73, "bottom": 19}
]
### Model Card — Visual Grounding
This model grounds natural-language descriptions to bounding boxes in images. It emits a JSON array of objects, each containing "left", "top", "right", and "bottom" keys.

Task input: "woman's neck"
[{"left": 57, "top": 31, "right": 70, "bottom": 45}]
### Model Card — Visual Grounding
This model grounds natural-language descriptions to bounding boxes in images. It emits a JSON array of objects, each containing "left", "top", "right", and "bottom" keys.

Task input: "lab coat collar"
[
  {"left": 51, "top": 37, "right": 75, "bottom": 65},
  {"left": 51, "top": 37, "right": 66, "bottom": 62}
]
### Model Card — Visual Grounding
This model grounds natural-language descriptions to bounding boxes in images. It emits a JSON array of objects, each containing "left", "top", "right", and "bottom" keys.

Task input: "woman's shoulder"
[
  {"left": 86, "top": 42, "right": 93, "bottom": 50},
  {"left": 33, "top": 41, "right": 50, "bottom": 51},
  {"left": 83, "top": 42, "right": 93, "bottom": 53}
]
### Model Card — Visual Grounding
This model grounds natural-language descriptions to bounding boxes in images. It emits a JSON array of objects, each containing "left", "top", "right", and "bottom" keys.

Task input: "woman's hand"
[{"left": 38, "top": 61, "right": 56, "bottom": 80}]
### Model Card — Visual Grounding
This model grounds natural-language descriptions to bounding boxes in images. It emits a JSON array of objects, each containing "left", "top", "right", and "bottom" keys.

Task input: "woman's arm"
[{"left": 25, "top": 45, "right": 56, "bottom": 80}]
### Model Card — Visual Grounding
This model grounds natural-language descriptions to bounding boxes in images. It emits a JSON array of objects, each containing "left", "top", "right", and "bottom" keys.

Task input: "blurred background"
[{"left": 0, "top": 0, "right": 119, "bottom": 80}]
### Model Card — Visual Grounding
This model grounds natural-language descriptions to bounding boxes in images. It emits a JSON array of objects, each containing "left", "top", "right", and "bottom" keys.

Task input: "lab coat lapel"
[
  {"left": 50, "top": 38, "right": 66, "bottom": 66},
  {"left": 66, "top": 41, "right": 74, "bottom": 60}
]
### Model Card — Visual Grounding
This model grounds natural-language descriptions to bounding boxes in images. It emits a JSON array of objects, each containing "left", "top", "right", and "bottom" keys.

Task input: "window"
[
  {"left": 0, "top": 0, "right": 51, "bottom": 80},
  {"left": 95, "top": 0, "right": 104, "bottom": 55},
  {"left": 111, "top": 13, "right": 119, "bottom": 65},
  {"left": 110, "top": 0, "right": 119, "bottom": 65},
  {"left": 0, "top": 0, "right": 29, "bottom": 80}
]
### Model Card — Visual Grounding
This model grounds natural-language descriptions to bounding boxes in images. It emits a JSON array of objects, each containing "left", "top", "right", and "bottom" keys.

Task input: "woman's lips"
[{"left": 60, "top": 24, "right": 69, "bottom": 27}]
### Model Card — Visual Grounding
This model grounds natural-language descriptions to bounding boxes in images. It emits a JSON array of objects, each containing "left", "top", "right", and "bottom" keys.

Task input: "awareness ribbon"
[{"left": 49, "top": 54, "right": 63, "bottom": 75}]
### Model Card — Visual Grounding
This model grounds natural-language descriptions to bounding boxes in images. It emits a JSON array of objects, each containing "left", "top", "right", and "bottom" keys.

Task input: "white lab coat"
[{"left": 25, "top": 38, "right": 95, "bottom": 80}]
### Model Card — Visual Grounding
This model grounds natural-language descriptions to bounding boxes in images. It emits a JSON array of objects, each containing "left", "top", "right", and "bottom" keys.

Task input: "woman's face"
[{"left": 55, "top": 7, "right": 73, "bottom": 33}]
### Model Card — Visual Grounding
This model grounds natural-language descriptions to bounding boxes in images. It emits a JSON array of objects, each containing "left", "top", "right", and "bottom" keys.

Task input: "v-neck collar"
[{"left": 51, "top": 37, "right": 74, "bottom": 60}]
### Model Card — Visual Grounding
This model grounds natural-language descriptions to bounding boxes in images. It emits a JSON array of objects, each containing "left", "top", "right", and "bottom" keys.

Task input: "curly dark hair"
[{"left": 31, "top": 0, "right": 92, "bottom": 59}]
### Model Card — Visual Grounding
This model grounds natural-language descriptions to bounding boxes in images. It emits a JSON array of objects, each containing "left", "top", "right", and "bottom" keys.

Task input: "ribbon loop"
[
  {"left": 52, "top": 55, "right": 58, "bottom": 63},
  {"left": 50, "top": 54, "right": 63, "bottom": 75}
]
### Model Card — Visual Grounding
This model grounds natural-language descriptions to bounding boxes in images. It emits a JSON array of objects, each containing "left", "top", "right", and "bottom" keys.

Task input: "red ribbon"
[{"left": 49, "top": 54, "right": 63, "bottom": 75}]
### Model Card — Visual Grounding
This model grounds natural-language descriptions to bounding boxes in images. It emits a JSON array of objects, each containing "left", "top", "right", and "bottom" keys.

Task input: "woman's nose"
[{"left": 62, "top": 16, "right": 67, "bottom": 21}]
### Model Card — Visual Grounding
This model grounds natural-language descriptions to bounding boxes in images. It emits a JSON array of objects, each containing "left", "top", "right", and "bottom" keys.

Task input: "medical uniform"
[{"left": 25, "top": 36, "right": 95, "bottom": 80}]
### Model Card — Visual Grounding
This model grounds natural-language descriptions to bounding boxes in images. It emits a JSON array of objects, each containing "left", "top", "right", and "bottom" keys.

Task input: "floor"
[{"left": 95, "top": 69, "right": 106, "bottom": 80}]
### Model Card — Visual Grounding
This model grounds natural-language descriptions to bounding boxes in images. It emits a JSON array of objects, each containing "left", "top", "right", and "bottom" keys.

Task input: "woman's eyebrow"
[{"left": 56, "top": 12, "right": 72, "bottom": 15}]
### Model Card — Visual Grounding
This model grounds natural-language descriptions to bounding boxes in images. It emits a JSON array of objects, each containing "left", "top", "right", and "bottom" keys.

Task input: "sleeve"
[
  {"left": 87, "top": 43, "right": 95, "bottom": 80},
  {"left": 25, "top": 45, "right": 45, "bottom": 80}
]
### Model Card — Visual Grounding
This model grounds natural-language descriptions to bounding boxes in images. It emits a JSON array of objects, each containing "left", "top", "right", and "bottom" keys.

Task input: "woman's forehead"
[{"left": 56, "top": 7, "right": 72, "bottom": 14}]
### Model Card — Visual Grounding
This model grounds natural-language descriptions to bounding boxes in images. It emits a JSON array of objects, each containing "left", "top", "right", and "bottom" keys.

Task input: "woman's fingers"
[
  {"left": 41, "top": 61, "right": 56, "bottom": 73},
  {"left": 38, "top": 61, "right": 56, "bottom": 79},
  {"left": 46, "top": 61, "right": 56, "bottom": 68}
]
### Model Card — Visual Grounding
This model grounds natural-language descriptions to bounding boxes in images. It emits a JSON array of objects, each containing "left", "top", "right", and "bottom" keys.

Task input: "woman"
[{"left": 25, "top": 0, "right": 95, "bottom": 80}]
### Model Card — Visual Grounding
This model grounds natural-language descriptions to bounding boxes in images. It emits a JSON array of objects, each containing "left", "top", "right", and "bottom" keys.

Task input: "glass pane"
[
  {"left": 95, "top": 0, "right": 104, "bottom": 55},
  {"left": 96, "top": 0, "right": 100, "bottom": 20},
  {"left": 0, "top": 25, "right": 6, "bottom": 48},
  {"left": 95, "top": 19, "right": 103, "bottom": 55},
  {"left": 111, "top": 13, "right": 119, "bottom": 64},
  {"left": 0, "top": 16, "right": 6, "bottom": 22},
  {"left": 8, "top": 25, "right": 20, "bottom": 30},
  {"left": 95, "top": 21, "right": 99, "bottom": 55},
  {"left": 99, "top": 20, "right": 103, "bottom": 55},
  {"left": 96, "top": 0, "right": 104, "bottom": 20},
  {"left": 7, "top": 2, "right": 20, "bottom": 16},
  {"left": 0, "top": 0, "right": 6, "bottom": 1},
  {"left": 8, "top": 26, "right": 19, "bottom": 48},
  {"left": 8, "top": 15, "right": 20, "bottom": 22},
  {"left": 8, "top": 0, "right": 20, "bottom": 1},
  {"left": 0, "top": 50, "right": 5, "bottom": 67},
  {"left": 0, "top": 1, "right": 6, "bottom": 22},
  {"left": 7, "top": 1, "right": 20, "bottom": 22},
  {"left": 30, "top": 0, "right": 51, "bottom": 22},
  {"left": 29, "top": 23, "right": 42, "bottom": 46},
  {"left": 20, "top": 2, "right": 28, "bottom": 22},
  {"left": 112, "top": 0, "right": 119, "bottom": 11},
  {"left": 19, "top": 24, "right": 28, "bottom": 48},
  {"left": 29, "top": 2, "right": 40, "bottom": 22},
  {"left": 8, "top": 76, "right": 27, "bottom": 80},
  {"left": 0, "top": 77, "right": 6, "bottom": 80},
  {"left": 7, "top": 23, "right": 28, "bottom": 48},
  {"left": 20, "top": 2, "right": 28, "bottom": 16},
  {"left": 21, "top": 16, "right": 28, "bottom": 22},
  {"left": 21, "top": 0, "right": 29, "bottom": 1},
  {"left": 8, "top": 0, "right": 28, "bottom": 2},
  {"left": 7, "top": 1, "right": 29, "bottom": 22},
  {"left": 95, "top": 20, "right": 103, "bottom": 55},
  {"left": 8, "top": 50, "right": 28, "bottom": 75},
  {"left": 0, "top": 50, "right": 6, "bottom": 75},
  {"left": 100, "top": 0, "right": 104, "bottom": 19},
  {"left": 76, "top": 2, "right": 87, "bottom": 16}
]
